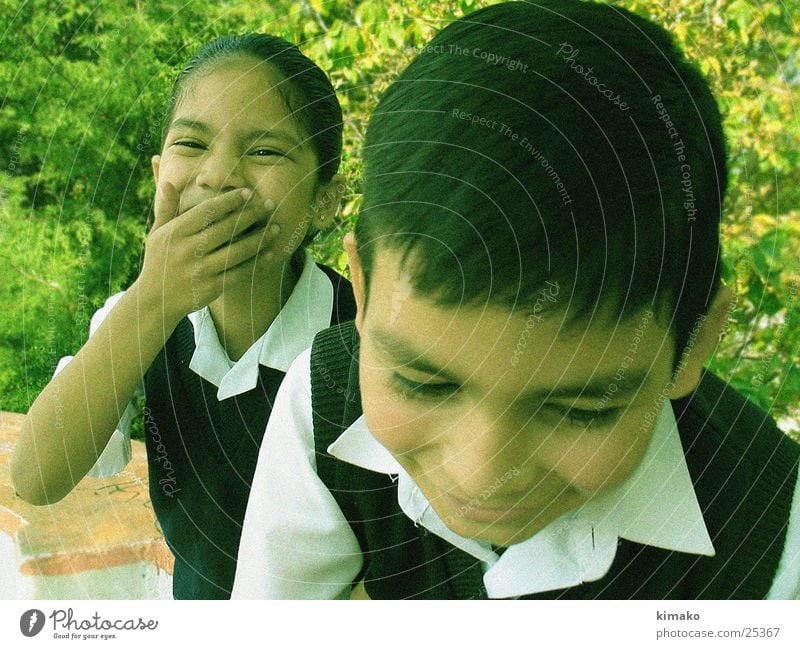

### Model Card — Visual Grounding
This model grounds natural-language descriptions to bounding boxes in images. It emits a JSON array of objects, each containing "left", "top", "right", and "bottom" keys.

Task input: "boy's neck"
[
  {"left": 491, "top": 545, "right": 508, "bottom": 557},
  {"left": 207, "top": 255, "right": 301, "bottom": 362}
]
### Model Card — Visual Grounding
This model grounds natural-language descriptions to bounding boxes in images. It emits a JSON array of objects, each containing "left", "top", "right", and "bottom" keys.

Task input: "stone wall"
[{"left": 0, "top": 412, "right": 172, "bottom": 599}]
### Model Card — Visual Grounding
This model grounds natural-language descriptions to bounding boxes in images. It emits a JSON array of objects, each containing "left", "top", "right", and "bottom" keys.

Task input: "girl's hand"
[{"left": 137, "top": 182, "right": 280, "bottom": 323}]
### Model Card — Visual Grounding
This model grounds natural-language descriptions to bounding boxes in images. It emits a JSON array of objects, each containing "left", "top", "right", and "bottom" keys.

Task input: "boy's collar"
[{"left": 328, "top": 401, "right": 715, "bottom": 598}]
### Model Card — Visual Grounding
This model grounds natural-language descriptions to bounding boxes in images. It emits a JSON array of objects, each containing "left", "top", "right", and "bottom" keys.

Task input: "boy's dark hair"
[
  {"left": 161, "top": 33, "right": 343, "bottom": 184},
  {"left": 356, "top": 0, "right": 728, "bottom": 366}
]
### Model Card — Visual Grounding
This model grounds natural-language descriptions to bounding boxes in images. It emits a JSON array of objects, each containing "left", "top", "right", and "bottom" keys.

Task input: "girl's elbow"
[{"left": 10, "top": 457, "right": 66, "bottom": 506}]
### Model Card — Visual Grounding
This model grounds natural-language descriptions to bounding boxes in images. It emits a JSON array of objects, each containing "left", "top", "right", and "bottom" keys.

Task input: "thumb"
[{"left": 152, "top": 181, "right": 179, "bottom": 231}]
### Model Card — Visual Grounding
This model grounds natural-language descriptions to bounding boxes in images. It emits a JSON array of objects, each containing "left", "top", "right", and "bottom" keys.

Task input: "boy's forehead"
[
  {"left": 363, "top": 250, "right": 674, "bottom": 392},
  {"left": 367, "top": 247, "right": 662, "bottom": 337}
]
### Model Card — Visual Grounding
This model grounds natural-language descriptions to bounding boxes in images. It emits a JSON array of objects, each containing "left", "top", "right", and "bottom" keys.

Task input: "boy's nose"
[
  {"left": 440, "top": 411, "right": 538, "bottom": 500},
  {"left": 196, "top": 150, "right": 245, "bottom": 192}
]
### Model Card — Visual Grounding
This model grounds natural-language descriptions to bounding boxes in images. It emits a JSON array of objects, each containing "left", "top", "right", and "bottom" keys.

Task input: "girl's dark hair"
[
  {"left": 356, "top": 0, "right": 728, "bottom": 367},
  {"left": 161, "top": 33, "right": 342, "bottom": 183}
]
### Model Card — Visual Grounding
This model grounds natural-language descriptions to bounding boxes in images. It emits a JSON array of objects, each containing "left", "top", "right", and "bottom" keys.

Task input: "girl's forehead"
[
  {"left": 181, "top": 58, "right": 286, "bottom": 103},
  {"left": 171, "top": 59, "right": 303, "bottom": 133}
]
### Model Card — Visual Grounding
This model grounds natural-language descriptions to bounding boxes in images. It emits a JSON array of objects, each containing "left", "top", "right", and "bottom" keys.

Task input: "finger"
[
  {"left": 176, "top": 188, "right": 252, "bottom": 235},
  {"left": 152, "top": 181, "right": 179, "bottom": 231},
  {"left": 206, "top": 228, "right": 276, "bottom": 274},
  {"left": 205, "top": 199, "right": 277, "bottom": 252}
]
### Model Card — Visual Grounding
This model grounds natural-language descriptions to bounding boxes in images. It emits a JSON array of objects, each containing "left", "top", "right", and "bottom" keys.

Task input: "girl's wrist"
[{"left": 127, "top": 278, "right": 185, "bottom": 332}]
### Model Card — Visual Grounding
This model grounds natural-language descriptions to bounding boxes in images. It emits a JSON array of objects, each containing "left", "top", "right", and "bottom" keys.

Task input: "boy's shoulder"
[
  {"left": 673, "top": 370, "right": 798, "bottom": 457},
  {"left": 672, "top": 369, "right": 799, "bottom": 513},
  {"left": 671, "top": 371, "right": 799, "bottom": 596},
  {"left": 309, "top": 319, "right": 360, "bottom": 425}
]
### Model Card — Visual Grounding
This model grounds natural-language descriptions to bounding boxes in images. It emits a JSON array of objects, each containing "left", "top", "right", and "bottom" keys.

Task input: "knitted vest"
[
  {"left": 144, "top": 264, "right": 355, "bottom": 599},
  {"left": 310, "top": 321, "right": 800, "bottom": 599}
]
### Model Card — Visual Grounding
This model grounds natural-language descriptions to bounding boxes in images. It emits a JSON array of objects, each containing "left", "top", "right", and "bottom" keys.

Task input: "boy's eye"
[
  {"left": 551, "top": 405, "right": 620, "bottom": 427},
  {"left": 390, "top": 372, "right": 460, "bottom": 400}
]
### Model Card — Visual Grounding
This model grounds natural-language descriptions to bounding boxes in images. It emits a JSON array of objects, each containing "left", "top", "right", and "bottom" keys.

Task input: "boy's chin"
[{"left": 441, "top": 505, "right": 566, "bottom": 548}]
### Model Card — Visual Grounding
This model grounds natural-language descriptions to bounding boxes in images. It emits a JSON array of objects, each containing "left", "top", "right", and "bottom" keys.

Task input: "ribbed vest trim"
[{"left": 143, "top": 263, "right": 355, "bottom": 599}]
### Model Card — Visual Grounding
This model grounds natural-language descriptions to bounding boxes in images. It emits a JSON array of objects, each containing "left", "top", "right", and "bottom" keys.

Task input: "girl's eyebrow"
[
  {"left": 169, "top": 118, "right": 211, "bottom": 133},
  {"left": 240, "top": 128, "right": 303, "bottom": 147},
  {"left": 168, "top": 118, "right": 302, "bottom": 147}
]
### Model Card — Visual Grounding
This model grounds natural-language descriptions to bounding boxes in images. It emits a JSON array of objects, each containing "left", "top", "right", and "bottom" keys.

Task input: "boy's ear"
[
  {"left": 344, "top": 231, "right": 366, "bottom": 334},
  {"left": 151, "top": 155, "right": 161, "bottom": 183},
  {"left": 310, "top": 174, "right": 346, "bottom": 230},
  {"left": 670, "top": 284, "right": 734, "bottom": 398}
]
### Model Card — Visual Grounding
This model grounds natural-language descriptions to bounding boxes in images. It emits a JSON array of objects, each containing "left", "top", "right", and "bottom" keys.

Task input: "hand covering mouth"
[{"left": 231, "top": 219, "right": 267, "bottom": 242}]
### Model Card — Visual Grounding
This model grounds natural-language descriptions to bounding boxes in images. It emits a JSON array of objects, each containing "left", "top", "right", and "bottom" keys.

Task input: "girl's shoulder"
[{"left": 314, "top": 263, "right": 356, "bottom": 322}]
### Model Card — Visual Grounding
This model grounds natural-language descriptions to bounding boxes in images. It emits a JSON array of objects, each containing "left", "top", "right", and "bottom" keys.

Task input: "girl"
[{"left": 12, "top": 34, "right": 356, "bottom": 599}]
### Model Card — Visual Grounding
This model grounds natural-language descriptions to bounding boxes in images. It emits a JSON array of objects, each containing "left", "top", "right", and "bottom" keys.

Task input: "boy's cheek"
[
  {"left": 360, "top": 376, "right": 433, "bottom": 455},
  {"left": 361, "top": 396, "right": 421, "bottom": 455},
  {"left": 557, "top": 426, "right": 655, "bottom": 493}
]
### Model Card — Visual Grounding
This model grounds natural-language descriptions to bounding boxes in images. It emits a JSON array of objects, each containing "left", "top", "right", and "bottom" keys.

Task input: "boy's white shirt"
[
  {"left": 232, "top": 348, "right": 800, "bottom": 600},
  {"left": 52, "top": 250, "right": 334, "bottom": 477}
]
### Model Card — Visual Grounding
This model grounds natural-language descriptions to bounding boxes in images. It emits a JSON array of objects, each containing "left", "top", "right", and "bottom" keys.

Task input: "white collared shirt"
[
  {"left": 53, "top": 250, "right": 336, "bottom": 477},
  {"left": 232, "top": 348, "right": 800, "bottom": 599}
]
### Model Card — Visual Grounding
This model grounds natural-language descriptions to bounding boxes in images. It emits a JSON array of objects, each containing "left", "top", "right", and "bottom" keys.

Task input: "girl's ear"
[
  {"left": 151, "top": 155, "right": 161, "bottom": 183},
  {"left": 310, "top": 174, "right": 346, "bottom": 230},
  {"left": 670, "top": 284, "right": 734, "bottom": 398},
  {"left": 343, "top": 231, "right": 366, "bottom": 334}
]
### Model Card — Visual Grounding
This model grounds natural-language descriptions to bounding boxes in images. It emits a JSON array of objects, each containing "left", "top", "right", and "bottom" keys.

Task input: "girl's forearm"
[{"left": 11, "top": 281, "right": 182, "bottom": 505}]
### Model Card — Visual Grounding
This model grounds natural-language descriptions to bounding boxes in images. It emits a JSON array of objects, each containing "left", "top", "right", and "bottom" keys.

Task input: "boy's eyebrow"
[
  {"left": 370, "top": 328, "right": 459, "bottom": 379},
  {"left": 370, "top": 327, "right": 649, "bottom": 398},
  {"left": 540, "top": 370, "right": 649, "bottom": 400}
]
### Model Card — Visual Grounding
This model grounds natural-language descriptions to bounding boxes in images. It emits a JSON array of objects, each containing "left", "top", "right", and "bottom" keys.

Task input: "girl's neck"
[{"left": 207, "top": 254, "right": 301, "bottom": 362}]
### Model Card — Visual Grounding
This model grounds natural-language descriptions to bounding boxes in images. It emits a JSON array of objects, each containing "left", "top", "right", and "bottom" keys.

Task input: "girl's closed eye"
[
  {"left": 173, "top": 139, "right": 205, "bottom": 151},
  {"left": 250, "top": 147, "right": 287, "bottom": 158}
]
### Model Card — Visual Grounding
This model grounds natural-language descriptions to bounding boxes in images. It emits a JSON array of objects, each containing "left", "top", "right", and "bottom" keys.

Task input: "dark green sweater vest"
[
  {"left": 310, "top": 321, "right": 800, "bottom": 599},
  {"left": 143, "top": 264, "right": 355, "bottom": 599}
]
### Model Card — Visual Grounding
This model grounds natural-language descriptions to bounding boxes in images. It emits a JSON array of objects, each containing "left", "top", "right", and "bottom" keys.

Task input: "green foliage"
[{"left": 1, "top": 0, "right": 797, "bottom": 437}]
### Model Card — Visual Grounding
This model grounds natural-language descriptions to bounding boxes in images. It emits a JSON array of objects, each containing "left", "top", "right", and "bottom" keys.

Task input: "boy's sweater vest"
[
  {"left": 310, "top": 321, "right": 800, "bottom": 599},
  {"left": 143, "top": 265, "right": 355, "bottom": 599}
]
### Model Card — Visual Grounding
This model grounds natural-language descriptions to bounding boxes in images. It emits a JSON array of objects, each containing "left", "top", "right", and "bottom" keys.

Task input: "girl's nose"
[{"left": 196, "top": 149, "right": 245, "bottom": 192}]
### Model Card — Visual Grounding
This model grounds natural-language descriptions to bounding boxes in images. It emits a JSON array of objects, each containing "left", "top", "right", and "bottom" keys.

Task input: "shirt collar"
[
  {"left": 328, "top": 401, "right": 715, "bottom": 599},
  {"left": 187, "top": 250, "right": 334, "bottom": 400}
]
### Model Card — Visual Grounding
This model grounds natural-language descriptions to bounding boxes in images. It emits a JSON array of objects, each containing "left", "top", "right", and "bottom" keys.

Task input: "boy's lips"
[{"left": 440, "top": 490, "right": 541, "bottom": 524}]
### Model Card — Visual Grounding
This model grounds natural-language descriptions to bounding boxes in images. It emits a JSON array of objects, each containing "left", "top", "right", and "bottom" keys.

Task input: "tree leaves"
[{"left": 0, "top": 0, "right": 797, "bottom": 435}]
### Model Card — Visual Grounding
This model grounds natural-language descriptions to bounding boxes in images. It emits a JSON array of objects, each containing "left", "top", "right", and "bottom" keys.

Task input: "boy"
[{"left": 233, "top": 1, "right": 800, "bottom": 599}]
